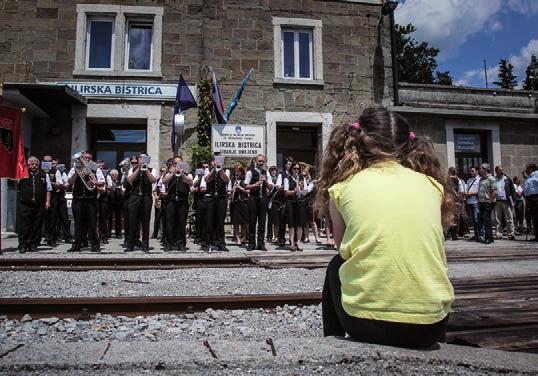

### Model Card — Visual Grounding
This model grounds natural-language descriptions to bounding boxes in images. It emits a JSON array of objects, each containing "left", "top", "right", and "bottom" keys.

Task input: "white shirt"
[
  {"left": 524, "top": 171, "right": 538, "bottom": 197},
  {"left": 200, "top": 169, "right": 232, "bottom": 191},
  {"left": 284, "top": 176, "right": 314, "bottom": 195},
  {"left": 466, "top": 176, "right": 480, "bottom": 205},
  {"left": 244, "top": 167, "right": 273, "bottom": 189},
  {"left": 127, "top": 167, "right": 157, "bottom": 180},
  {"left": 515, "top": 185, "right": 524, "bottom": 201},
  {"left": 67, "top": 167, "right": 105, "bottom": 183}
]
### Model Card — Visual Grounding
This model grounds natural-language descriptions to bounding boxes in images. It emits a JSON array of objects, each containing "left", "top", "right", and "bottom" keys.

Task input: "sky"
[{"left": 395, "top": 0, "right": 538, "bottom": 88}]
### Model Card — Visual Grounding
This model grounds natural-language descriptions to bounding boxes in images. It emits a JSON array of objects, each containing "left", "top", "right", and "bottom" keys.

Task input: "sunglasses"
[
  {"left": 292, "top": 167, "right": 300, "bottom": 170},
  {"left": 131, "top": 161, "right": 138, "bottom": 164}
]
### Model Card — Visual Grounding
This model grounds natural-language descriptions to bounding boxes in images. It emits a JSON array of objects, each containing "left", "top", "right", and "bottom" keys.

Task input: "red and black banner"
[{"left": 0, "top": 105, "right": 27, "bottom": 179}]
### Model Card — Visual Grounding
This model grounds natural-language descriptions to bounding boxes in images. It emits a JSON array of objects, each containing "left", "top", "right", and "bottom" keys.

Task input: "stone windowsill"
[
  {"left": 273, "top": 77, "right": 324, "bottom": 86},
  {"left": 72, "top": 70, "right": 163, "bottom": 78}
]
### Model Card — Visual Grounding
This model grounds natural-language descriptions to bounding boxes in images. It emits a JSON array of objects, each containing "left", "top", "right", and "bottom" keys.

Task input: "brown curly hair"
[{"left": 315, "top": 107, "right": 454, "bottom": 228}]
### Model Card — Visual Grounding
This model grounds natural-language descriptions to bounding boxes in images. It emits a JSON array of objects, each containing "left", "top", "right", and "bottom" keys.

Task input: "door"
[
  {"left": 91, "top": 124, "right": 147, "bottom": 171},
  {"left": 276, "top": 125, "right": 319, "bottom": 169},
  {"left": 454, "top": 131, "right": 488, "bottom": 179}
]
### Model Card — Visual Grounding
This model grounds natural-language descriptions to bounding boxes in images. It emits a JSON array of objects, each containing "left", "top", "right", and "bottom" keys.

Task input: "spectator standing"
[
  {"left": 477, "top": 163, "right": 497, "bottom": 244},
  {"left": 513, "top": 176, "right": 525, "bottom": 234},
  {"left": 465, "top": 167, "right": 481, "bottom": 240},
  {"left": 493, "top": 166, "right": 516, "bottom": 240},
  {"left": 446, "top": 167, "right": 461, "bottom": 240},
  {"left": 523, "top": 163, "right": 538, "bottom": 241}
]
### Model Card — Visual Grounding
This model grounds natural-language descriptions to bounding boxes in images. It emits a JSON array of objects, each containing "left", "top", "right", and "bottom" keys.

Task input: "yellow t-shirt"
[{"left": 328, "top": 161, "right": 454, "bottom": 324}]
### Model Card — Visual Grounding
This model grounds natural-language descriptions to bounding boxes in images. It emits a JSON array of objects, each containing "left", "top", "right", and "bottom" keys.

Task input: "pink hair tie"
[
  {"left": 409, "top": 131, "right": 416, "bottom": 140},
  {"left": 350, "top": 122, "right": 361, "bottom": 130}
]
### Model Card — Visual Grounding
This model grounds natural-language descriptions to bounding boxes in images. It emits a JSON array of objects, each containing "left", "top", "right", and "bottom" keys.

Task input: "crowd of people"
[
  {"left": 446, "top": 163, "right": 538, "bottom": 244},
  {"left": 15, "top": 151, "right": 330, "bottom": 253}
]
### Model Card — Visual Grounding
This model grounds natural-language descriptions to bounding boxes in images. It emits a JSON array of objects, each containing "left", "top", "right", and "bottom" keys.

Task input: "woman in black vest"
[
  {"left": 126, "top": 154, "right": 156, "bottom": 252},
  {"left": 17, "top": 156, "right": 51, "bottom": 253},
  {"left": 162, "top": 160, "right": 192, "bottom": 252},
  {"left": 284, "top": 162, "right": 309, "bottom": 251},
  {"left": 245, "top": 154, "right": 272, "bottom": 251},
  {"left": 231, "top": 164, "right": 250, "bottom": 246}
]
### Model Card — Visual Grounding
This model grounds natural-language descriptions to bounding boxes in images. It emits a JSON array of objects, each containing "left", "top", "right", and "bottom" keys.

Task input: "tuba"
[{"left": 72, "top": 152, "right": 98, "bottom": 191}]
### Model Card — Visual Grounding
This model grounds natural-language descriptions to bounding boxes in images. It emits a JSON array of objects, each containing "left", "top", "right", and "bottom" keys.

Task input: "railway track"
[
  {"left": 1, "top": 248, "right": 537, "bottom": 271},
  {"left": 0, "top": 274, "right": 536, "bottom": 353}
]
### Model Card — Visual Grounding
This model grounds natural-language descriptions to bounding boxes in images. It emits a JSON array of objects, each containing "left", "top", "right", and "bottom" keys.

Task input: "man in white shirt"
[
  {"left": 67, "top": 151, "right": 105, "bottom": 252},
  {"left": 52, "top": 157, "right": 73, "bottom": 243},
  {"left": 465, "top": 166, "right": 480, "bottom": 240},
  {"left": 524, "top": 163, "right": 538, "bottom": 241},
  {"left": 244, "top": 154, "right": 273, "bottom": 251}
]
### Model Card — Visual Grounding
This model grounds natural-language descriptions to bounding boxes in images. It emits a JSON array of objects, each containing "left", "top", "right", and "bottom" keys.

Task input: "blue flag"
[
  {"left": 172, "top": 75, "right": 197, "bottom": 153},
  {"left": 224, "top": 68, "right": 253, "bottom": 123}
]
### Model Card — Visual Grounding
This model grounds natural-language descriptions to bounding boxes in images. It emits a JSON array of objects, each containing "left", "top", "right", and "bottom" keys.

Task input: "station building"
[{"left": 1, "top": 0, "right": 536, "bottom": 234}]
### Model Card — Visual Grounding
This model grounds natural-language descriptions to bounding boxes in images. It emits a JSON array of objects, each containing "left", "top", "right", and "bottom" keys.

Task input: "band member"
[
  {"left": 17, "top": 156, "right": 51, "bottom": 253},
  {"left": 125, "top": 153, "right": 156, "bottom": 252},
  {"left": 42, "top": 154, "right": 58, "bottom": 247},
  {"left": 201, "top": 154, "right": 231, "bottom": 252},
  {"left": 120, "top": 158, "right": 133, "bottom": 247},
  {"left": 244, "top": 154, "right": 273, "bottom": 251},
  {"left": 151, "top": 166, "right": 167, "bottom": 240},
  {"left": 162, "top": 157, "right": 193, "bottom": 252},
  {"left": 97, "top": 160, "right": 113, "bottom": 244},
  {"left": 284, "top": 162, "right": 311, "bottom": 251},
  {"left": 67, "top": 151, "right": 105, "bottom": 252},
  {"left": 275, "top": 157, "right": 294, "bottom": 246},
  {"left": 303, "top": 167, "right": 321, "bottom": 243},
  {"left": 266, "top": 165, "right": 280, "bottom": 243},
  {"left": 107, "top": 169, "right": 123, "bottom": 239},
  {"left": 192, "top": 161, "right": 209, "bottom": 244},
  {"left": 51, "top": 158, "right": 72, "bottom": 243},
  {"left": 231, "top": 164, "right": 250, "bottom": 246}
]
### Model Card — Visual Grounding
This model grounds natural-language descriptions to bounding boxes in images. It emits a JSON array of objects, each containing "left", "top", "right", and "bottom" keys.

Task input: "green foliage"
[
  {"left": 191, "top": 78, "right": 213, "bottom": 166},
  {"left": 494, "top": 59, "right": 518, "bottom": 89},
  {"left": 396, "top": 23, "right": 454, "bottom": 85},
  {"left": 523, "top": 54, "right": 537, "bottom": 91}
]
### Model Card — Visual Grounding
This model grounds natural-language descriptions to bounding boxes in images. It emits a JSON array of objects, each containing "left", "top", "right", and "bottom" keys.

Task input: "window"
[
  {"left": 273, "top": 17, "right": 323, "bottom": 85},
  {"left": 126, "top": 21, "right": 153, "bottom": 71},
  {"left": 86, "top": 18, "right": 115, "bottom": 70},
  {"left": 75, "top": 4, "right": 163, "bottom": 77},
  {"left": 282, "top": 29, "right": 313, "bottom": 79}
]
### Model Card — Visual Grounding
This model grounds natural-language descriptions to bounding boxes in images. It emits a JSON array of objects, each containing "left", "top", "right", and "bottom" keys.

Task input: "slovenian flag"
[
  {"left": 172, "top": 74, "right": 197, "bottom": 152},
  {"left": 211, "top": 71, "right": 226, "bottom": 124}
]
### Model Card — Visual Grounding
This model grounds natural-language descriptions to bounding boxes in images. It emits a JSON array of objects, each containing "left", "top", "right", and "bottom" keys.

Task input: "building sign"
[
  {"left": 55, "top": 81, "right": 196, "bottom": 100},
  {"left": 454, "top": 134, "right": 481, "bottom": 153},
  {"left": 211, "top": 124, "right": 265, "bottom": 158}
]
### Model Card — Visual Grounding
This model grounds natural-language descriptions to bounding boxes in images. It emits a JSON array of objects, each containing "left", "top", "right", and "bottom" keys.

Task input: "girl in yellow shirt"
[{"left": 316, "top": 107, "right": 455, "bottom": 349}]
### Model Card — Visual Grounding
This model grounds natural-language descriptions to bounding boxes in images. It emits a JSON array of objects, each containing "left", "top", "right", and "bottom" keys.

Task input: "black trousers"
[
  {"left": 248, "top": 196, "right": 267, "bottom": 246},
  {"left": 152, "top": 206, "right": 162, "bottom": 238},
  {"left": 198, "top": 197, "right": 210, "bottom": 246},
  {"left": 108, "top": 197, "right": 123, "bottom": 238},
  {"left": 278, "top": 201, "right": 287, "bottom": 243},
  {"left": 164, "top": 199, "right": 189, "bottom": 247},
  {"left": 478, "top": 202, "right": 494, "bottom": 242},
  {"left": 127, "top": 194, "right": 152, "bottom": 247},
  {"left": 55, "top": 195, "right": 71, "bottom": 240},
  {"left": 72, "top": 198, "right": 98, "bottom": 246},
  {"left": 322, "top": 255, "right": 448, "bottom": 348},
  {"left": 123, "top": 195, "right": 130, "bottom": 242},
  {"left": 98, "top": 196, "right": 109, "bottom": 240},
  {"left": 17, "top": 201, "right": 44, "bottom": 249},
  {"left": 527, "top": 195, "right": 538, "bottom": 237},
  {"left": 206, "top": 196, "right": 227, "bottom": 247},
  {"left": 43, "top": 195, "right": 57, "bottom": 242}
]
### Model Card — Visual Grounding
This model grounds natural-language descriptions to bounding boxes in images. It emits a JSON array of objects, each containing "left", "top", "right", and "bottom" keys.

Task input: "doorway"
[
  {"left": 276, "top": 125, "right": 320, "bottom": 169},
  {"left": 454, "top": 131, "right": 489, "bottom": 179},
  {"left": 91, "top": 124, "right": 147, "bottom": 172}
]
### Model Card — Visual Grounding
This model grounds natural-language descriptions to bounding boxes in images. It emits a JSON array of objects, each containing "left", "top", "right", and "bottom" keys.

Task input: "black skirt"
[
  {"left": 231, "top": 199, "right": 249, "bottom": 225},
  {"left": 287, "top": 199, "right": 308, "bottom": 228}
]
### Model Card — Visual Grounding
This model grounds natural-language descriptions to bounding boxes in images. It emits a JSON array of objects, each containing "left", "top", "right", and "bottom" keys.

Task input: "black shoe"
[
  {"left": 30, "top": 245, "right": 38, "bottom": 252},
  {"left": 124, "top": 247, "right": 135, "bottom": 252},
  {"left": 201, "top": 245, "right": 209, "bottom": 252},
  {"left": 135, "top": 240, "right": 143, "bottom": 248},
  {"left": 142, "top": 245, "right": 150, "bottom": 253},
  {"left": 64, "top": 237, "right": 74, "bottom": 244},
  {"left": 179, "top": 245, "right": 187, "bottom": 252},
  {"left": 18, "top": 245, "right": 26, "bottom": 254},
  {"left": 278, "top": 241, "right": 286, "bottom": 247},
  {"left": 246, "top": 244, "right": 254, "bottom": 252},
  {"left": 483, "top": 239, "right": 494, "bottom": 244},
  {"left": 80, "top": 241, "right": 89, "bottom": 248},
  {"left": 68, "top": 245, "right": 81, "bottom": 252},
  {"left": 91, "top": 245, "right": 100, "bottom": 252},
  {"left": 100, "top": 238, "right": 108, "bottom": 244},
  {"left": 45, "top": 240, "right": 56, "bottom": 247},
  {"left": 219, "top": 246, "right": 229, "bottom": 252},
  {"left": 256, "top": 244, "right": 267, "bottom": 251}
]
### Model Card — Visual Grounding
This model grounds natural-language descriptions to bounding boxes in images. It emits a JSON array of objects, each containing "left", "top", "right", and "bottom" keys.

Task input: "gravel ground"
[{"left": 0, "top": 305, "right": 321, "bottom": 345}]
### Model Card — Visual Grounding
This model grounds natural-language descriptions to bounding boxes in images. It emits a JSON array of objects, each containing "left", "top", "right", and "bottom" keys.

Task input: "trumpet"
[
  {"left": 72, "top": 152, "right": 98, "bottom": 191},
  {"left": 119, "top": 158, "right": 130, "bottom": 174}
]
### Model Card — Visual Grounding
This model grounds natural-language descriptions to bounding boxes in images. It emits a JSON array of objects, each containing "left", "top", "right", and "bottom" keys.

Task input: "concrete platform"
[{"left": 1, "top": 337, "right": 537, "bottom": 375}]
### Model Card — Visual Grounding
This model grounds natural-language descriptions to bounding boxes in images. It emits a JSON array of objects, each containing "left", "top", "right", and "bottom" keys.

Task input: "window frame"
[
  {"left": 281, "top": 28, "right": 313, "bottom": 80},
  {"left": 74, "top": 4, "right": 163, "bottom": 77},
  {"left": 273, "top": 17, "right": 323, "bottom": 86},
  {"left": 85, "top": 17, "right": 116, "bottom": 71},
  {"left": 124, "top": 19, "right": 154, "bottom": 72}
]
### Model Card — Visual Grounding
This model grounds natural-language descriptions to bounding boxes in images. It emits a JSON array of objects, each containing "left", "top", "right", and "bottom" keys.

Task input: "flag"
[
  {"left": 224, "top": 68, "right": 253, "bottom": 123},
  {"left": 211, "top": 71, "right": 227, "bottom": 124},
  {"left": 0, "top": 105, "right": 27, "bottom": 179},
  {"left": 172, "top": 74, "right": 197, "bottom": 153}
]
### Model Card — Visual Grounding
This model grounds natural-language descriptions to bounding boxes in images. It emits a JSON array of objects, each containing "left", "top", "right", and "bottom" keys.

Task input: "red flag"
[{"left": 0, "top": 105, "right": 28, "bottom": 179}]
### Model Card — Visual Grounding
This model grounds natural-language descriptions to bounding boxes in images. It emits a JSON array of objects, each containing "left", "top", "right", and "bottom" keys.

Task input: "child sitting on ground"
[{"left": 315, "top": 107, "right": 455, "bottom": 349}]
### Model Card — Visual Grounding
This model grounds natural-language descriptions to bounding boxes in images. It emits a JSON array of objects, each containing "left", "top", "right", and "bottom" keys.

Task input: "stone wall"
[{"left": 500, "top": 120, "right": 538, "bottom": 177}]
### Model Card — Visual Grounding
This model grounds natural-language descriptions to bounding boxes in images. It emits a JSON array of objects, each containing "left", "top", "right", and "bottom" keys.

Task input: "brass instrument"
[
  {"left": 119, "top": 158, "right": 130, "bottom": 174},
  {"left": 72, "top": 152, "right": 98, "bottom": 191}
]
